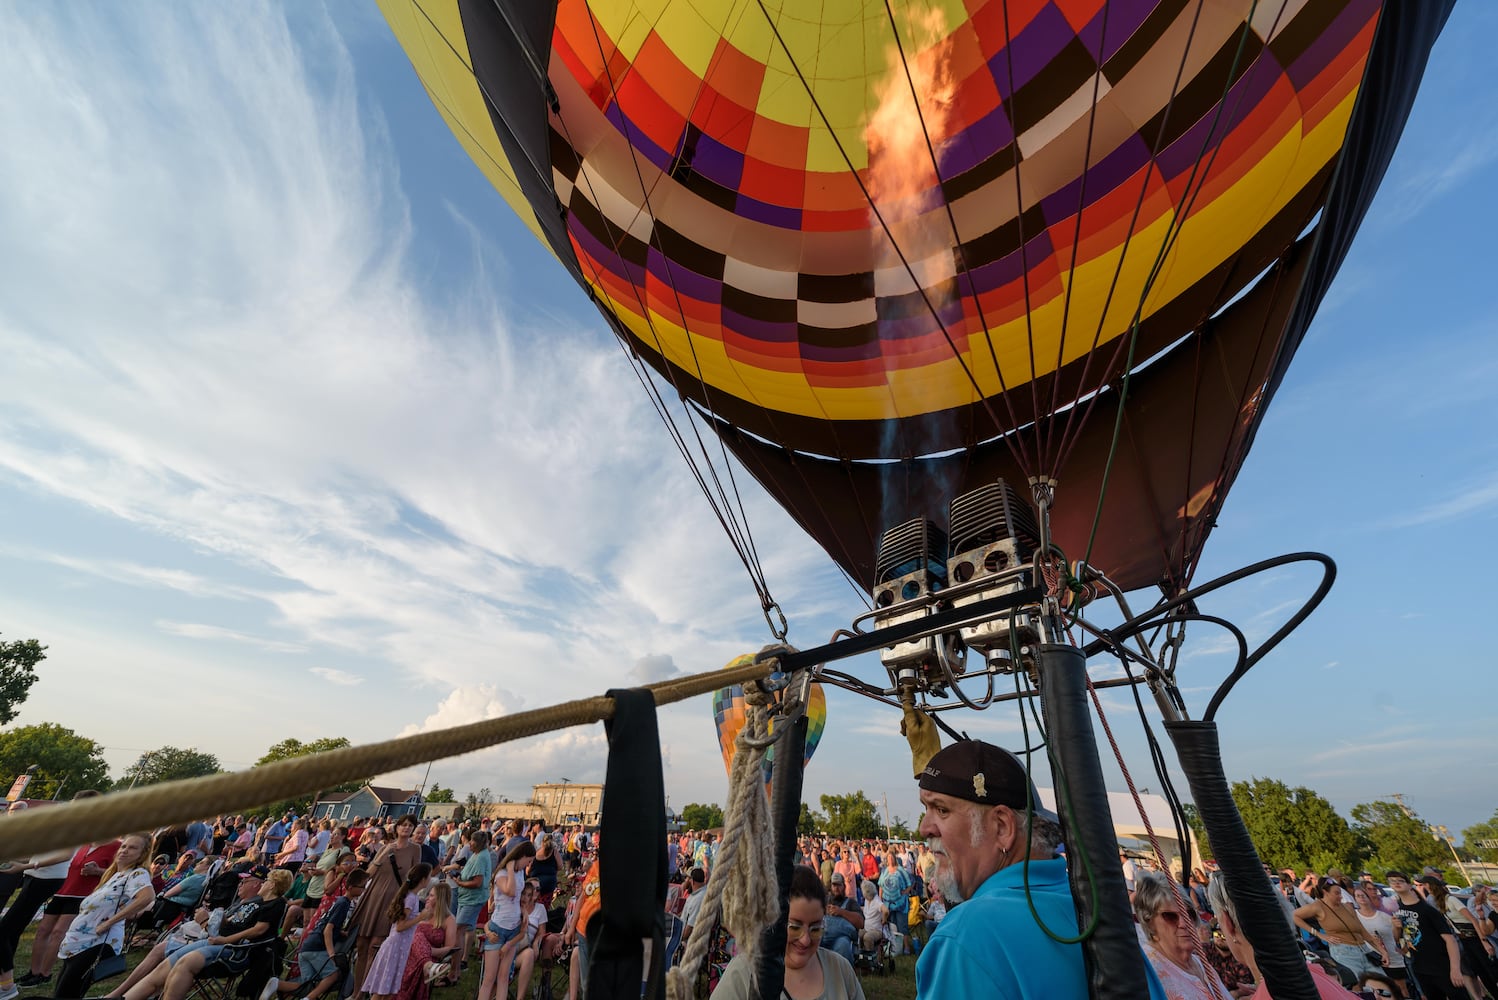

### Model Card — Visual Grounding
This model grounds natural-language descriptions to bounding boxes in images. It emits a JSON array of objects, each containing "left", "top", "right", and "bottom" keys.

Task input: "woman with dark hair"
[
  {"left": 352, "top": 814, "right": 422, "bottom": 990},
  {"left": 475, "top": 841, "right": 535, "bottom": 1000},
  {"left": 1295, "top": 877, "right": 1389, "bottom": 981},
  {"left": 712, "top": 865, "right": 865, "bottom": 1000},
  {"left": 530, "top": 836, "right": 559, "bottom": 905}
]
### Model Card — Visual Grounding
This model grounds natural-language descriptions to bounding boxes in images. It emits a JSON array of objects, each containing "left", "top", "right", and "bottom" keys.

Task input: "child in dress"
[{"left": 360, "top": 863, "right": 433, "bottom": 1000}]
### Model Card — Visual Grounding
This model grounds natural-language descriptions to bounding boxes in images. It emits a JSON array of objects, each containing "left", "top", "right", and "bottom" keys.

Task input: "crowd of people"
[
  {"left": 0, "top": 801, "right": 604, "bottom": 1000},
  {"left": 3, "top": 763, "right": 1495, "bottom": 1000}
]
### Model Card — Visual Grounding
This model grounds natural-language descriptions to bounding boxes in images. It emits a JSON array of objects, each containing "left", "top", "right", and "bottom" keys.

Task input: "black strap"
[{"left": 585, "top": 688, "right": 667, "bottom": 1000}]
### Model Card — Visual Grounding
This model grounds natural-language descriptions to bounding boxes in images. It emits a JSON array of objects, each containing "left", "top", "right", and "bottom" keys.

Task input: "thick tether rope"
[
  {"left": 0, "top": 658, "right": 776, "bottom": 860},
  {"left": 666, "top": 676, "right": 780, "bottom": 1000}
]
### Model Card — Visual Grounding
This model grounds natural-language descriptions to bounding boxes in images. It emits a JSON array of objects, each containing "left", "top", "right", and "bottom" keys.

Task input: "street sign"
[
  {"left": 5, "top": 773, "right": 32, "bottom": 802},
  {"left": 1480, "top": 839, "right": 1498, "bottom": 850}
]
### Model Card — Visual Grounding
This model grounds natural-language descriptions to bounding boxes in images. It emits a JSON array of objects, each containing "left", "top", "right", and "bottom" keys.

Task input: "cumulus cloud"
[
  {"left": 385, "top": 685, "right": 611, "bottom": 798},
  {"left": 627, "top": 654, "right": 685, "bottom": 684}
]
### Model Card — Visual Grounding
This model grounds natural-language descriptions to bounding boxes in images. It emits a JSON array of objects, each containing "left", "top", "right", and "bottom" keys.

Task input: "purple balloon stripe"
[
  {"left": 938, "top": 102, "right": 1017, "bottom": 177},
  {"left": 1285, "top": 0, "right": 1379, "bottom": 91},
  {"left": 1037, "top": 133, "right": 1154, "bottom": 225},
  {"left": 1154, "top": 50, "right": 1284, "bottom": 180},
  {"left": 988, "top": 4, "right": 1079, "bottom": 100},
  {"left": 1077, "top": 0, "right": 1157, "bottom": 64},
  {"left": 722, "top": 308, "right": 799, "bottom": 343},
  {"left": 734, "top": 193, "right": 803, "bottom": 229},
  {"left": 645, "top": 247, "right": 722, "bottom": 304}
]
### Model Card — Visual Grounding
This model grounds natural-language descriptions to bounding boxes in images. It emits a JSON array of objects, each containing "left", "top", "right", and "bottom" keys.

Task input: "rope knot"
[{"left": 742, "top": 677, "right": 774, "bottom": 708}]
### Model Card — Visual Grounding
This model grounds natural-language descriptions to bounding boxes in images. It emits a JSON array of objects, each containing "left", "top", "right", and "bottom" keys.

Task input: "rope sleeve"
[{"left": 1163, "top": 720, "right": 1316, "bottom": 1000}]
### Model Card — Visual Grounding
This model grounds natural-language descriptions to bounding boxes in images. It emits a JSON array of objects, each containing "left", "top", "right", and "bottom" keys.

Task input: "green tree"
[
  {"left": 465, "top": 787, "right": 495, "bottom": 819},
  {"left": 819, "top": 791, "right": 883, "bottom": 840},
  {"left": 798, "top": 802, "right": 825, "bottom": 835},
  {"left": 0, "top": 635, "right": 46, "bottom": 725},
  {"left": 889, "top": 816, "right": 913, "bottom": 840},
  {"left": 0, "top": 722, "right": 110, "bottom": 798},
  {"left": 254, "top": 737, "right": 365, "bottom": 816},
  {"left": 1352, "top": 800, "right": 1455, "bottom": 876},
  {"left": 1462, "top": 810, "right": 1498, "bottom": 864},
  {"left": 681, "top": 802, "right": 725, "bottom": 830},
  {"left": 1181, "top": 802, "right": 1214, "bottom": 862},
  {"left": 426, "top": 784, "right": 456, "bottom": 803},
  {"left": 1230, "top": 777, "right": 1360, "bottom": 874},
  {"left": 122, "top": 746, "right": 222, "bottom": 787}
]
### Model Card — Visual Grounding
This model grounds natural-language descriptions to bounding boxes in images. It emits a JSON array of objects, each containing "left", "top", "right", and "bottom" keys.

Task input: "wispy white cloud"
[
  {"left": 1380, "top": 469, "right": 1498, "bottom": 528},
  {"left": 0, "top": 2, "right": 835, "bottom": 798},
  {"left": 310, "top": 667, "right": 365, "bottom": 687},
  {"left": 156, "top": 620, "right": 307, "bottom": 654},
  {"left": 1381, "top": 132, "right": 1498, "bottom": 227},
  {"left": 2, "top": 548, "right": 262, "bottom": 601}
]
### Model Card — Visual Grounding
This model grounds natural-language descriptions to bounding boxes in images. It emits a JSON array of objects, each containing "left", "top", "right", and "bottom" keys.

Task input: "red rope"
[{"left": 1084, "top": 672, "right": 1230, "bottom": 1000}]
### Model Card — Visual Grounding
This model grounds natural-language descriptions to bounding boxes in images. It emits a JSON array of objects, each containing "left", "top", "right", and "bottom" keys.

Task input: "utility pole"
[
  {"left": 1431, "top": 825, "right": 1473, "bottom": 886},
  {"left": 881, "top": 791, "right": 892, "bottom": 841},
  {"left": 1391, "top": 794, "right": 1473, "bottom": 885}
]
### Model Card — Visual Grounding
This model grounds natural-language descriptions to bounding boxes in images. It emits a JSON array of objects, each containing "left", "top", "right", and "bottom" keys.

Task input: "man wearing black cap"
[
  {"left": 821, "top": 872, "right": 863, "bottom": 963},
  {"left": 914, "top": 739, "right": 1164, "bottom": 1000}
]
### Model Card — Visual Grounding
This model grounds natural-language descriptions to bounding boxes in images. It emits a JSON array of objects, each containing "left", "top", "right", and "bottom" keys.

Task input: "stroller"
[{"left": 852, "top": 923, "right": 901, "bottom": 977}]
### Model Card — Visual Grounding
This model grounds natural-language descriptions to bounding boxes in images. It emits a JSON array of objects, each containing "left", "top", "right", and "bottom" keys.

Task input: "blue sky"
[{"left": 0, "top": 2, "right": 1493, "bottom": 838}]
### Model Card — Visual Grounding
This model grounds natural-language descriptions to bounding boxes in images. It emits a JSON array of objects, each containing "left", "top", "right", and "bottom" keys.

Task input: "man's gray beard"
[{"left": 928, "top": 837, "right": 965, "bottom": 904}]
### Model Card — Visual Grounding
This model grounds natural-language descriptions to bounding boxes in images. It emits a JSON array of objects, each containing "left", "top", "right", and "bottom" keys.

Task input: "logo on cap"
[{"left": 973, "top": 773, "right": 987, "bottom": 799}]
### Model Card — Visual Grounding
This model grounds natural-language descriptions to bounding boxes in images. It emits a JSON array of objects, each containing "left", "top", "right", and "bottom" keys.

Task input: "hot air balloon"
[
  {"left": 377, "top": 5, "right": 1455, "bottom": 998},
  {"left": 712, "top": 654, "right": 826, "bottom": 782},
  {"left": 378, "top": 0, "right": 1453, "bottom": 602}
]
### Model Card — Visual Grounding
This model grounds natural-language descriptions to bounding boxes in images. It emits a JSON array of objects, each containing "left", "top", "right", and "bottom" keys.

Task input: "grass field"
[{"left": 6, "top": 927, "right": 917, "bottom": 1000}]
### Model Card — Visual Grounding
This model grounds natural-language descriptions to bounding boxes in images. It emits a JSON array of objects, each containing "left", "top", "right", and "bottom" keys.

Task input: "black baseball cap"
[{"left": 918, "top": 740, "right": 1058, "bottom": 823}]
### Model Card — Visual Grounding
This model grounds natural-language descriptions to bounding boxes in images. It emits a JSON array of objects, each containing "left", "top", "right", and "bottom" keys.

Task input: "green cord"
[{"left": 1011, "top": 624, "right": 1102, "bottom": 945}]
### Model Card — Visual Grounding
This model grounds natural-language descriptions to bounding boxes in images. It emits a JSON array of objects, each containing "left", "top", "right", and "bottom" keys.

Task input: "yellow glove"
[{"left": 900, "top": 693, "right": 942, "bottom": 779}]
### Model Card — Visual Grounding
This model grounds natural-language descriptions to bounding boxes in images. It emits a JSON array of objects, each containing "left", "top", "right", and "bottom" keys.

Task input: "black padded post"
[
  {"left": 1165, "top": 720, "right": 1316, "bottom": 1000},
  {"left": 1035, "top": 643, "right": 1152, "bottom": 1000},
  {"left": 754, "top": 711, "right": 807, "bottom": 1000}
]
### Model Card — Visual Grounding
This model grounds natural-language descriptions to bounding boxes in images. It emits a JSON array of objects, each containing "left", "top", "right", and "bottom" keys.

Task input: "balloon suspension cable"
[{"left": 1029, "top": 476, "right": 1063, "bottom": 643}]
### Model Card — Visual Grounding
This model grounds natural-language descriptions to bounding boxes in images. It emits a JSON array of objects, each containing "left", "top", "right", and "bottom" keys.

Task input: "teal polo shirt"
[{"left": 916, "top": 857, "right": 1167, "bottom": 1000}]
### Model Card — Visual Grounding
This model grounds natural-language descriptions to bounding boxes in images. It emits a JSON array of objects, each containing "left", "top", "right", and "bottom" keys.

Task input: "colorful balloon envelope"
[
  {"left": 712, "top": 655, "right": 826, "bottom": 783},
  {"left": 380, "top": 0, "right": 1454, "bottom": 597}
]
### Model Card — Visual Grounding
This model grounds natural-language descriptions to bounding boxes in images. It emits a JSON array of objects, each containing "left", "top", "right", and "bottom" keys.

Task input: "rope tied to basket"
[{"left": 667, "top": 648, "right": 805, "bottom": 1000}]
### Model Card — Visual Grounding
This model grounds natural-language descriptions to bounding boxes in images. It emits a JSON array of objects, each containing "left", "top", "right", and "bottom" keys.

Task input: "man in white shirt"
[{"left": 679, "top": 869, "right": 708, "bottom": 941}]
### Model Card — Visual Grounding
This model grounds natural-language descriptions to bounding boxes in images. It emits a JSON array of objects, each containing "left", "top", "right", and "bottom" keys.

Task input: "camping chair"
[{"left": 185, "top": 938, "right": 284, "bottom": 1000}]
